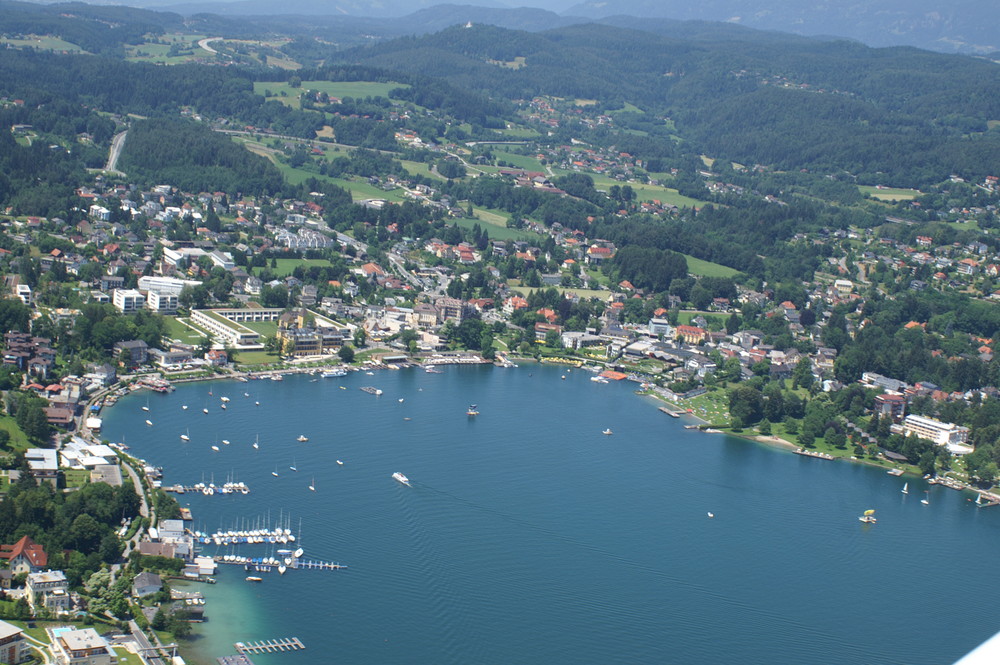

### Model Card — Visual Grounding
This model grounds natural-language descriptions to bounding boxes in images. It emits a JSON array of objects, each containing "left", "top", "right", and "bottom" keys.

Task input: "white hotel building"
[{"left": 902, "top": 414, "right": 972, "bottom": 455}]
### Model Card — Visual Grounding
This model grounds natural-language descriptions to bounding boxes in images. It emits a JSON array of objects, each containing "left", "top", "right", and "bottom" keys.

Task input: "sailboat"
[
  {"left": 253, "top": 434, "right": 260, "bottom": 450},
  {"left": 467, "top": 404, "right": 479, "bottom": 416},
  {"left": 976, "top": 493, "right": 984, "bottom": 506},
  {"left": 858, "top": 509, "right": 877, "bottom": 523},
  {"left": 308, "top": 477, "right": 315, "bottom": 491},
  {"left": 272, "top": 466, "right": 279, "bottom": 477},
  {"left": 141, "top": 396, "right": 150, "bottom": 412},
  {"left": 921, "top": 491, "right": 930, "bottom": 505},
  {"left": 290, "top": 458, "right": 298, "bottom": 472},
  {"left": 180, "top": 428, "right": 190, "bottom": 442},
  {"left": 145, "top": 419, "right": 153, "bottom": 427},
  {"left": 901, "top": 482, "right": 909, "bottom": 494}
]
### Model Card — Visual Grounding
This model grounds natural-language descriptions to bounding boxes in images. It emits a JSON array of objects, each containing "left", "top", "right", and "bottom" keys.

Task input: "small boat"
[
  {"left": 901, "top": 482, "right": 908, "bottom": 494},
  {"left": 339, "top": 386, "right": 346, "bottom": 390},
  {"left": 272, "top": 467, "right": 279, "bottom": 477},
  {"left": 180, "top": 429, "right": 190, "bottom": 442},
  {"left": 399, "top": 398, "right": 405, "bottom": 403},
  {"left": 392, "top": 472, "right": 410, "bottom": 486},
  {"left": 211, "top": 445, "right": 220, "bottom": 452},
  {"left": 561, "top": 375, "right": 566, "bottom": 380},
  {"left": 467, "top": 404, "right": 479, "bottom": 416},
  {"left": 278, "top": 565, "right": 286, "bottom": 575},
  {"left": 220, "top": 396, "right": 230, "bottom": 403},
  {"left": 297, "top": 435, "right": 309, "bottom": 442},
  {"left": 245, "top": 576, "right": 262, "bottom": 583},
  {"left": 294, "top": 547, "right": 304, "bottom": 558},
  {"left": 308, "top": 478, "right": 315, "bottom": 491},
  {"left": 707, "top": 512, "right": 714, "bottom": 518},
  {"left": 203, "top": 407, "right": 209, "bottom": 414},
  {"left": 859, "top": 509, "right": 877, "bottom": 523},
  {"left": 145, "top": 419, "right": 153, "bottom": 427},
  {"left": 222, "top": 439, "right": 230, "bottom": 445},
  {"left": 336, "top": 460, "right": 344, "bottom": 466},
  {"left": 290, "top": 463, "right": 298, "bottom": 472},
  {"left": 221, "top": 403, "right": 227, "bottom": 410},
  {"left": 253, "top": 434, "right": 260, "bottom": 450},
  {"left": 182, "top": 405, "right": 188, "bottom": 410},
  {"left": 976, "top": 493, "right": 984, "bottom": 506},
  {"left": 244, "top": 392, "right": 250, "bottom": 397},
  {"left": 141, "top": 405, "right": 149, "bottom": 412},
  {"left": 602, "top": 428, "right": 613, "bottom": 435},
  {"left": 255, "top": 400, "right": 260, "bottom": 406},
  {"left": 365, "top": 371, "right": 374, "bottom": 376},
  {"left": 921, "top": 492, "right": 930, "bottom": 505}
]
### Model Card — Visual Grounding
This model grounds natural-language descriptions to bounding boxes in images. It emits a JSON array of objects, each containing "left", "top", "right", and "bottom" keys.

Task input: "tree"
[
  {"left": 728, "top": 384, "right": 763, "bottom": 425},
  {"left": 338, "top": 345, "right": 355, "bottom": 364},
  {"left": 544, "top": 329, "right": 562, "bottom": 348},
  {"left": 353, "top": 328, "right": 368, "bottom": 348}
]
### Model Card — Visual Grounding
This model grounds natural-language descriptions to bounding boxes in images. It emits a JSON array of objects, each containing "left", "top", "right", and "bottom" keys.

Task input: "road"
[
  {"left": 197, "top": 37, "right": 222, "bottom": 55},
  {"left": 130, "top": 620, "right": 167, "bottom": 665},
  {"left": 105, "top": 130, "right": 128, "bottom": 174}
]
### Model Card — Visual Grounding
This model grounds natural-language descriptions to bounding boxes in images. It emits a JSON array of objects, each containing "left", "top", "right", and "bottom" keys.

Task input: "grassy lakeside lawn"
[
  {"left": 683, "top": 254, "right": 740, "bottom": 278},
  {"left": 859, "top": 185, "right": 921, "bottom": 201},
  {"left": 253, "top": 81, "right": 409, "bottom": 109}
]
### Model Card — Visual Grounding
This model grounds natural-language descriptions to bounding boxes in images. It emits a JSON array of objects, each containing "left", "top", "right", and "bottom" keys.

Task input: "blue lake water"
[{"left": 101, "top": 365, "right": 999, "bottom": 664}]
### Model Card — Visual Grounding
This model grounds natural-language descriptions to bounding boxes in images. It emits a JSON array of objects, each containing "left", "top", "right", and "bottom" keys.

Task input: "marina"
[
  {"left": 235, "top": 638, "right": 305, "bottom": 655},
  {"left": 164, "top": 482, "right": 250, "bottom": 496}
]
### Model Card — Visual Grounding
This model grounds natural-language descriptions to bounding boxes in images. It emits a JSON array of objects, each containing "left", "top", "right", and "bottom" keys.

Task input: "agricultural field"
[
  {"left": 490, "top": 151, "right": 546, "bottom": 172},
  {"left": 125, "top": 33, "right": 208, "bottom": 64},
  {"left": 254, "top": 81, "right": 408, "bottom": 108},
  {"left": 0, "top": 35, "right": 85, "bottom": 52},
  {"left": 859, "top": 185, "right": 921, "bottom": 201},
  {"left": 400, "top": 160, "right": 443, "bottom": 181},
  {"left": 451, "top": 216, "right": 541, "bottom": 243},
  {"left": 577, "top": 173, "right": 707, "bottom": 208}
]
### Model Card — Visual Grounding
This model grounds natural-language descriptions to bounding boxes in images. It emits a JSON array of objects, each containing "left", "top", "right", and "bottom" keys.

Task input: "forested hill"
[{"left": 329, "top": 23, "right": 1000, "bottom": 185}]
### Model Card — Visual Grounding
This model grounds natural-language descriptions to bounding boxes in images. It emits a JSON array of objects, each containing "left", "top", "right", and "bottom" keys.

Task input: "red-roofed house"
[
  {"left": 676, "top": 325, "right": 707, "bottom": 344},
  {"left": 360, "top": 263, "right": 385, "bottom": 278},
  {"left": 0, "top": 536, "right": 48, "bottom": 574}
]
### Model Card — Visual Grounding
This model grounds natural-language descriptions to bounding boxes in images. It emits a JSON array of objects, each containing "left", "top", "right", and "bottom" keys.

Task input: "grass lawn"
[
  {"left": 677, "top": 310, "right": 728, "bottom": 327},
  {"left": 679, "top": 388, "right": 730, "bottom": 425},
  {"left": 682, "top": 254, "right": 740, "bottom": 278},
  {"left": 0, "top": 416, "right": 29, "bottom": 452},
  {"left": 232, "top": 350, "right": 281, "bottom": 366},
  {"left": 859, "top": 185, "right": 921, "bottom": 201},
  {"left": 400, "top": 160, "right": 444, "bottom": 181},
  {"left": 240, "top": 321, "right": 279, "bottom": 337},
  {"left": 113, "top": 648, "right": 144, "bottom": 665},
  {"left": 163, "top": 317, "right": 208, "bottom": 345},
  {"left": 63, "top": 469, "right": 92, "bottom": 488},
  {"left": 491, "top": 151, "right": 546, "bottom": 172},
  {"left": 254, "top": 81, "right": 408, "bottom": 108},
  {"left": 263, "top": 258, "right": 334, "bottom": 278},
  {"left": 583, "top": 173, "right": 706, "bottom": 208}
]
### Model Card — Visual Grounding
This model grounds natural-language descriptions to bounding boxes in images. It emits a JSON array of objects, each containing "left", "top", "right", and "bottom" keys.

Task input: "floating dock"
[
  {"left": 794, "top": 448, "right": 835, "bottom": 460},
  {"left": 658, "top": 406, "right": 681, "bottom": 418},
  {"left": 235, "top": 638, "right": 305, "bottom": 655},
  {"left": 164, "top": 484, "right": 250, "bottom": 495}
]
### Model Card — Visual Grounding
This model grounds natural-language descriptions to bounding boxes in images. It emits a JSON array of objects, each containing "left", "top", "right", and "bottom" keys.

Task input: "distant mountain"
[
  {"left": 153, "top": 0, "right": 506, "bottom": 17},
  {"left": 564, "top": 0, "right": 1000, "bottom": 54}
]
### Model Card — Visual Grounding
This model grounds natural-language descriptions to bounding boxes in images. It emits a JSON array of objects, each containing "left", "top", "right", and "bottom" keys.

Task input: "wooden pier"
[
  {"left": 235, "top": 638, "right": 305, "bottom": 655},
  {"left": 658, "top": 406, "right": 681, "bottom": 418}
]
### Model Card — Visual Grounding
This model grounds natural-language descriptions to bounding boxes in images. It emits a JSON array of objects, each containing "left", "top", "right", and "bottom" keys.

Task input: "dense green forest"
[{"left": 119, "top": 119, "right": 284, "bottom": 195}]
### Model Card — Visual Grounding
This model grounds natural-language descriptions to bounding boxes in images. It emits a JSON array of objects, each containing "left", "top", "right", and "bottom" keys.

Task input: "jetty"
[
  {"left": 658, "top": 406, "right": 681, "bottom": 418},
  {"left": 164, "top": 482, "right": 249, "bottom": 496},
  {"left": 213, "top": 556, "right": 347, "bottom": 571},
  {"left": 235, "top": 638, "right": 305, "bottom": 655},
  {"left": 794, "top": 448, "right": 835, "bottom": 460},
  {"left": 886, "top": 468, "right": 905, "bottom": 476},
  {"left": 360, "top": 386, "right": 381, "bottom": 395}
]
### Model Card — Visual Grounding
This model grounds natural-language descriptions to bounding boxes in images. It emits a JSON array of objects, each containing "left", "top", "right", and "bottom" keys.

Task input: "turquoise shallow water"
[{"left": 102, "top": 365, "right": 1000, "bottom": 664}]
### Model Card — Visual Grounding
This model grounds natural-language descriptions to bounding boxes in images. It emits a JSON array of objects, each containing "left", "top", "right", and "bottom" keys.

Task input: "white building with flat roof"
[
  {"left": 0, "top": 620, "right": 28, "bottom": 664},
  {"left": 138, "top": 275, "right": 202, "bottom": 296},
  {"left": 112, "top": 289, "right": 145, "bottom": 313},
  {"left": 145, "top": 290, "right": 178, "bottom": 315},
  {"left": 903, "top": 414, "right": 972, "bottom": 454},
  {"left": 51, "top": 627, "right": 115, "bottom": 665}
]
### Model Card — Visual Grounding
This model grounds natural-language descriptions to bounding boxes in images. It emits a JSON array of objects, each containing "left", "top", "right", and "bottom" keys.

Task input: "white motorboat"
[
  {"left": 336, "top": 460, "right": 344, "bottom": 466},
  {"left": 603, "top": 428, "right": 613, "bottom": 435},
  {"left": 145, "top": 419, "right": 153, "bottom": 426},
  {"left": 180, "top": 429, "right": 190, "bottom": 442},
  {"left": 297, "top": 435, "right": 309, "bottom": 442},
  {"left": 392, "top": 472, "right": 410, "bottom": 486}
]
